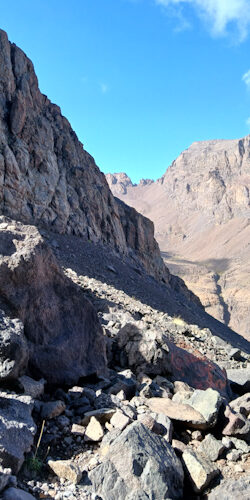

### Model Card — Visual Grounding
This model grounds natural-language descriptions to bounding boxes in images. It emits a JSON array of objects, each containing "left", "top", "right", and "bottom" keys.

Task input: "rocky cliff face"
[
  {"left": 0, "top": 29, "right": 179, "bottom": 286},
  {"left": 106, "top": 137, "right": 250, "bottom": 340}
]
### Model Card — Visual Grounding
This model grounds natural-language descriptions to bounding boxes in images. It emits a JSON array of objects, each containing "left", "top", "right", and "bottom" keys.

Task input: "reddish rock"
[{"left": 167, "top": 340, "right": 230, "bottom": 398}]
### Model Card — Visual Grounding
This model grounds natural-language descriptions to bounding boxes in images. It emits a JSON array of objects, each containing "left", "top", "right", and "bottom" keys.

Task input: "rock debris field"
[{"left": 0, "top": 223, "right": 249, "bottom": 500}]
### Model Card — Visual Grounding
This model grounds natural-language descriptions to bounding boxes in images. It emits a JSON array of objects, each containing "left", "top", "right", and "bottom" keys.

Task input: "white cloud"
[
  {"left": 246, "top": 117, "right": 250, "bottom": 128},
  {"left": 155, "top": 0, "right": 250, "bottom": 41},
  {"left": 242, "top": 69, "right": 250, "bottom": 89}
]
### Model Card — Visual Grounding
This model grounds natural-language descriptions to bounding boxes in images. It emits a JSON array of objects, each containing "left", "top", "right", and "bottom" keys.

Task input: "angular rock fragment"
[
  {"left": 48, "top": 459, "right": 82, "bottom": 484},
  {"left": 0, "top": 310, "right": 28, "bottom": 381},
  {"left": 207, "top": 477, "right": 250, "bottom": 499},
  {"left": 184, "top": 388, "right": 222, "bottom": 427},
  {"left": 81, "top": 408, "right": 115, "bottom": 426},
  {"left": 182, "top": 449, "right": 220, "bottom": 493},
  {"left": 88, "top": 422, "right": 184, "bottom": 499},
  {"left": 18, "top": 375, "right": 45, "bottom": 399},
  {"left": 41, "top": 400, "right": 66, "bottom": 420},
  {"left": 110, "top": 410, "right": 131, "bottom": 430},
  {"left": 229, "top": 393, "right": 250, "bottom": 417},
  {"left": 85, "top": 417, "right": 104, "bottom": 442},
  {"left": 198, "top": 434, "right": 225, "bottom": 461},
  {"left": 226, "top": 367, "right": 250, "bottom": 394},
  {"left": 0, "top": 466, "right": 12, "bottom": 493},
  {"left": 0, "top": 391, "right": 36, "bottom": 473},
  {"left": 147, "top": 398, "right": 208, "bottom": 429}
]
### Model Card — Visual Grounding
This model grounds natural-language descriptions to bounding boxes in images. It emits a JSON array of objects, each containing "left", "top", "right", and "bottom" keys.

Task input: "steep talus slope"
[
  {"left": 0, "top": 28, "right": 176, "bottom": 285},
  {"left": 106, "top": 137, "right": 250, "bottom": 340}
]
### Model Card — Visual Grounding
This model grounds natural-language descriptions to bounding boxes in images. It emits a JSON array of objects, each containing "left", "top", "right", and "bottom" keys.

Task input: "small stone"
[
  {"left": 85, "top": 417, "right": 104, "bottom": 442},
  {"left": 48, "top": 459, "right": 82, "bottom": 484},
  {"left": 227, "top": 449, "right": 242, "bottom": 461},
  {"left": 223, "top": 406, "right": 248, "bottom": 437},
  {"left": 222, "top": 436, "right": 233, "bottom": 449},
  {"left": 71, "top": 424, "right": 85, "bottom": 436},
  {"left": 183, "top": 449, "right": 220, "bottom": 493},
  {"left": 234, "top": 464, "right": 244, "bottom": 472},
  {"left": 56, "top": 415, "right": 70, "bottom": 429},
  {"left": 41, "top": 400, "right": 66, "bottom": 420},
  {"left": 18, "top": 376, "right": 45, "bottom": 399},
  {"left": 172, "top": 439, "right": 186, "bottom": 455},
  {"left": 228, "top": 349, "right": 241, "bottom": 361},
  {"left": 192, "top": 430, "right": 203, "bottom": 441},
  {"left": 198, "top": 434, "right": 225, "bottom": 461},
  {"left": 0, "top": 466, "right": 12, "bottom": 493},
  {"left": 230, "top": 393, "right": 250, "bottom": 418},
  {"left": 110, "top": 410, "right": 130, "bottom": 431},
  {"left": 81, "top": 408, "right": 115, "bottom": 426},
  {"left": 230, "top": 437, "right": 250, "bottom": 453}
]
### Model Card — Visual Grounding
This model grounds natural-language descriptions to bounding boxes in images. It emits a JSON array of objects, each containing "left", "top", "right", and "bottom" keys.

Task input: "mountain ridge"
[{"left": 106, "top": 135, "right": 250, "bottom": 341}]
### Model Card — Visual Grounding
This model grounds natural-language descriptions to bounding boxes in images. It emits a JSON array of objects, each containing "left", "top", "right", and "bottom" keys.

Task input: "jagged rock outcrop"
[
  {"left": 0, "top": 28, "right": 181, "bottom": 287},
  {"left": 106, "top": 137, "right": 250, "bottom": 340},
  {"left": 0, "top": 216, "right": 106, "bottom": 385}
]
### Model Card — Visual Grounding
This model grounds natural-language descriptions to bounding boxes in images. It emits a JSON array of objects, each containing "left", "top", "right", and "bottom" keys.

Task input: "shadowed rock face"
[
  {"left": 106, "top": 138, "right": 250, "bottom": 340},
  {"left": 0, "top": 28, "right": 180, "bottom": 286},
  {"left": 0, "top": 217, "right": 106, "bottom": 385}
]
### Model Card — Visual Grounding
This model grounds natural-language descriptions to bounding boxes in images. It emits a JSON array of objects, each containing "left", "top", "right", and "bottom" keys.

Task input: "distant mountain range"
[{"left": 106, "top": 136, "right": 250, "bottom": 341}]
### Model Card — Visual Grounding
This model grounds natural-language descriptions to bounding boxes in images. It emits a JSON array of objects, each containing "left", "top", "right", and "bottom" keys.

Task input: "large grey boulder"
[
  {"left": 206, "top": 476, "right": 250, "bottom": 499},
  {"left": 0, "top": 217, "right": 106, "bottom": 385},
  {"left": 0, "top": 310, "right": 28, "bottom": 381},
  {"left": 3, "top": 488, "right": 36, "bottom": 500},
  {"left": 0, "top": 391, "right": 36, "bottom": 473},
  {"left": 116, "top": 323, "right": 172, "bottom": 376},
  {"left": 87, "top": 421, "right": 184, "bottom": 499},
  {"left": 116, "top": 322, "right": 230, "bottom": 398}
]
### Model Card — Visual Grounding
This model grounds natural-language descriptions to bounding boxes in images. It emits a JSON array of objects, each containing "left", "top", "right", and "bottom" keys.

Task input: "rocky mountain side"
[
  {"left": 106, "top": 137, "right": 250, "bottom": 340},
  {"left": 0, "top": 28, "right": 180, "bottom": 287},
  {"left": 0, "top": 29, "right": 249, "bottom": 500},
  {"left": 0, "top": 218, "right": 249, "bottom": 499}
]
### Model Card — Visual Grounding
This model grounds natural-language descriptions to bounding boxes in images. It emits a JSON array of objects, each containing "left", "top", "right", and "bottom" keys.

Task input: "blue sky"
[{"left": 1, "top": 0, "right": 250, "bottom": 183}]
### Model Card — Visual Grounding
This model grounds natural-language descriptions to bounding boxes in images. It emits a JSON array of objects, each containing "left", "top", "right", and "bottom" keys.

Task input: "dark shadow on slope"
[{"left": 48, "top": 232, "right": 250, "bottom": 354}]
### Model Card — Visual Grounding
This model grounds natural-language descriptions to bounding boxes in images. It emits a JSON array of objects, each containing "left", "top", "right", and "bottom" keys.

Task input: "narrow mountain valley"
[
  {"left": 106, "top": 137, "right": 250, "bottom": 341},
  {"left": 0, "top": 29, "right": 249, "bottom": 500}
]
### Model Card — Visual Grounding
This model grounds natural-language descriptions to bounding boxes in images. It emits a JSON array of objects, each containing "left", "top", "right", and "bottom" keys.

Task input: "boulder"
[
  {"left": 0, "top": 391, "right": 36, "bottom": 473},
  {"left": 0, "top": 218, "right": 106, "bottom": 385},
  {"left": 207, "top": 476, "right": 250, "bottom": 499},
  {"left": 116, "top": 322, "right": 229, "bottom": 398},
  {"left": 147, "top": 398, "right": 208, "bottom": 429},
  {"left": 3, "top": 488, "right": 36, "bottom": 500},
  {"left": 87, "top": 422, "right": 184, "bottom": 499},
  {"left": 183, "top": 388, "right": 222, "bottom": 427},
  {"left": 116, "top": 323, "right": 172, "bottom": 376},
  {"left": 0, "top": 309, "right": 28, "bottom": 381}
]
